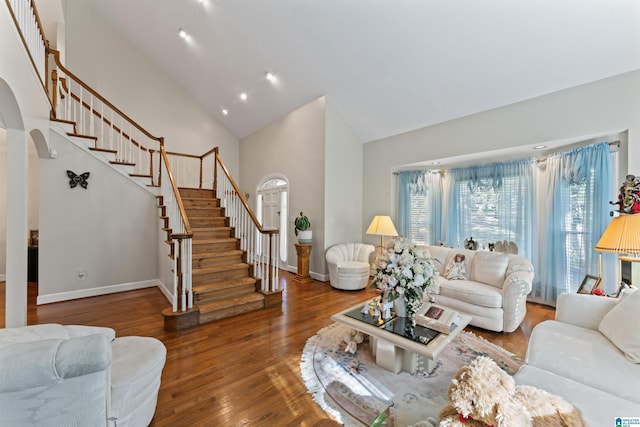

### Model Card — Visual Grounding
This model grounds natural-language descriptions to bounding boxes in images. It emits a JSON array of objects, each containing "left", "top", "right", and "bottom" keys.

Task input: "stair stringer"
[{"left": 50, "top": 120, "right": 158, "bottom": 196}]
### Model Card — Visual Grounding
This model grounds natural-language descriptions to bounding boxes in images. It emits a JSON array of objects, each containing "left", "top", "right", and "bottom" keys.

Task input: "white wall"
[
  {"left": 363, "top": 70, "right": 640, "bottom": 232},
  {"left": 324, "top": 99, "right": 363, "bottom": 251},
  {"left": 63, "top": 0, "right": 240, "bottom": 175},
  {"left": 0, "top": 136, "right": 39, "bottom": 277},
  {"left": 240, "top": 97, "right": 326, "bottom": 277},
  {"left": 38, "top": 131, "right": 159, "bottom": 303}
]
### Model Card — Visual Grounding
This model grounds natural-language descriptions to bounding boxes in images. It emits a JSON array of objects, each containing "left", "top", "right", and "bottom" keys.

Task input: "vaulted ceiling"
[{"left": 83, "top": 0, "right": 640, "bottom": 143}]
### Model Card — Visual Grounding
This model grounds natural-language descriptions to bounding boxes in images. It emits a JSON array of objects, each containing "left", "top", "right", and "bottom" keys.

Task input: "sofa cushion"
[
  {"left": 526, "top": 319, "right": 640, "bottom": 404},
  {"left": 110, "top": 336, "right": 166, "bottom": 426},
  {"left": 439, "top": 280, "right": 502, "bottom": 308},
  {"left": 598, "top": 290, "right": 640, "bottom": 363},
  {"left": 470, "top": 251, "right": 508, "bottom": 288},
  {"left": 515, "top": 365, "right": 640, "bottom": 427},
  {"left": 337, "top": 261, "right": 370, "bottom": 276}
]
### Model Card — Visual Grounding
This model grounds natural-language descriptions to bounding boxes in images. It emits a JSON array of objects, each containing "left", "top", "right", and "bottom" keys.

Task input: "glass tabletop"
[
  {"left": 312, "top": 325, "right": 393, "bottom": 426},
  {"left": 343, "top": 301, "right": 442, "bottom": 346}
]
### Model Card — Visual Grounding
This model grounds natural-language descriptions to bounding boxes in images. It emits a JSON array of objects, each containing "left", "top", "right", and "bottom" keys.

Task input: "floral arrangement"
[{"left": 371, "top": 237, "right": 437, "bottom": 317}]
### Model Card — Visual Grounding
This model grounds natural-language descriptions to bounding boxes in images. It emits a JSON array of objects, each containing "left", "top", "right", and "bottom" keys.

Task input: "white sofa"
[
  {"left": 514, "top": 291, "right": 640, "bottom": 426},
  {"left": 326, "top": 243, "right": 375, "bottom": 290},
  {"left": 0, "top": 324, "right": 166, "bottom": 426},
  {"left": 420, "top": 245, "right": 534, "bottom": 332}
]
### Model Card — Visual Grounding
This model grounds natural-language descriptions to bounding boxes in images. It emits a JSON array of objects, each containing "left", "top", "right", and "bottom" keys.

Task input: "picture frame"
[{"left": 577, "top": 274, "right": 602, "bottom": 294}]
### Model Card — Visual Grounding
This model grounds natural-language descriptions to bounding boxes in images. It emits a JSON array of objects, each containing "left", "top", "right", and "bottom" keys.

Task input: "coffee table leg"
[{"left": 374, "top": 338, "right": 402, "bottom": 373}]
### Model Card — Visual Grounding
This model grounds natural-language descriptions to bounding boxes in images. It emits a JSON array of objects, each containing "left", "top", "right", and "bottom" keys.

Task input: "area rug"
[{"left": 301, "top": 323, "right": 522, "bottom": 427}]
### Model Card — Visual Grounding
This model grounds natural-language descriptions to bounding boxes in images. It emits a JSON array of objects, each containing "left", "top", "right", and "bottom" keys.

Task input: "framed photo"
[{"left": 577, "top": 274, "right": 602, "bottom": 294}]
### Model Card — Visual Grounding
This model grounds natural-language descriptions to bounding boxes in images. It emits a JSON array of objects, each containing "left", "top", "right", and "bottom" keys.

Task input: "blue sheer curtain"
[
  {"left": 534, "top": 142, "right": 612, "bottom": 305},
  {"left": 444, "top": 160, "right": 535, "bottom": 259},
  {"left": 397, "top": 170, "right": 443, "bottom": 244}
]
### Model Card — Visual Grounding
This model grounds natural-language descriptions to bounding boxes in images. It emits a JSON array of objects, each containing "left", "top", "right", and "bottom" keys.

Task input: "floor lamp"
[
  {"left": 595, "top": 213, "right": 640, "bottom": 293},
  {"left": 366, "top": 215, "right": 399, "bottom": 255}
]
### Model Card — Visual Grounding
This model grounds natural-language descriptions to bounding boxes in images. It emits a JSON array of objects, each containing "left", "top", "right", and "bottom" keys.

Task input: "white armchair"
[
  {"left": 326, "top": 243, "right": 375, "bottom": 290},
  {"left": 0, "top": 324, "right": 166, "bottom": 426}
]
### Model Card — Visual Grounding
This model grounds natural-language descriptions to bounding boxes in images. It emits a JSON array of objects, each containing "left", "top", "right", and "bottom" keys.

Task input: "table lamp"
[
  {"left": 366, "top": 215, "right": 398, "bottom": 252},
  {"left": 595, "top": 213, "right": 640, "bottom": 286}
]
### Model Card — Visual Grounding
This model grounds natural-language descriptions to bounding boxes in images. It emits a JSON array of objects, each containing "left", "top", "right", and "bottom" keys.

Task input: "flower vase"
[{"left": 393, "top": 297, "right": 407, "bottom": 317}]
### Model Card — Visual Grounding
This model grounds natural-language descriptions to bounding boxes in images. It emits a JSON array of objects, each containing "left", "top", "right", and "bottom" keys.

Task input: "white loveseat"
[
  {"left": 0, "top": 324, "right": 166, "bottom": 426},
  {"left": 420, "top": 245, "right": 534, "bottom": 332},
  {"left": 514, "top": 291, "right": 640, "bottom": 426}
]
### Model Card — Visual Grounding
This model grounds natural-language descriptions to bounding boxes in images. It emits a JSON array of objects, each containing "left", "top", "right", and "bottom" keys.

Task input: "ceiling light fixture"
[
  {"left": 222, "top": 108, "right": 228, "bottom": 116},
  {"left": 178, "top": 28, "right": 190, "bottom": 40},
  {"left": 265, "top": 72, "right": 276, "bottom": 83},
  {"left": 240, "top": 92, "right": 248, "bottom": 101},
  {"left": 533, "top": 145, "right": 547, "bottom": 150}
]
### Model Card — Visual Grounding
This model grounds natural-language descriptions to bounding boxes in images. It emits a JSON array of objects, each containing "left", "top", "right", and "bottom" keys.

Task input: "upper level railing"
[
  {"left": 214, "top": 148, "right": 280, "bottom": 292},
  {"left": 166, "top": 148, "right": 216, "bottom": 189},
  {"left": 5, "top": 0, "right": 47, "bottom": 90},
  {"left": 49, "top": 49, "right": 163, "bottom": 184}
]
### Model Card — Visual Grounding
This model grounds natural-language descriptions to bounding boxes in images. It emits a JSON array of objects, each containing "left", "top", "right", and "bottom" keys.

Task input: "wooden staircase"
[{"left": 160, "top": 187, "right": 265, "bottom": 325}]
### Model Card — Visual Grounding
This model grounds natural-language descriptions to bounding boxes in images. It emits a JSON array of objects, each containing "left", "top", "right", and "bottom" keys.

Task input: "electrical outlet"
[{"left": 77, "top": 270, "right": 86, "bottom": 280}]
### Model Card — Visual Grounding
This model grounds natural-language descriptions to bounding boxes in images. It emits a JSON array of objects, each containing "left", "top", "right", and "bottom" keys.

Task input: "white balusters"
[{"left": 8, "top": 0, "right": 46, "bottom": 86}]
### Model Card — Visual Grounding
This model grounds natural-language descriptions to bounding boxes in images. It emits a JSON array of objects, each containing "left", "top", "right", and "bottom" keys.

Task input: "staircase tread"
[
  {"left": 90, "top": 147, "right": 117, "bottom": 154},
  {"left": 192, "top": 238, "right": 237, "bottom": 244},
  {"left": 193, "top": 277, "right": 256, "bottom": 291},
  {"left": 192, "top": 226, "right": 231, "bottom": 231},
  {"left": 67, "top": 132, "right": 97, "bottom": 140},
  {"left": 111, "top": 161, "right": 135, "bottom": 166},
  {"left": 193, "top": 249, "right": 243, "bottom": 257},
  {"left": 131, "top": 173, "right": 152, "bottom": 178},
  {"left": 193, "top": 263, "right": 249, "bottom": 274},
  {"left": 182, "top": 197, "right": 218, "bottom": 201},
  {"left": 197, "top": 292, "right": 264, "bottom": 311}
]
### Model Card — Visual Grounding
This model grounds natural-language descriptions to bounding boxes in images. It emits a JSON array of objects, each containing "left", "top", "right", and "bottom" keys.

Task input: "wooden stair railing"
[
  {"left": 159, "top": 146, "right": 193, "bottom": 313},
  {"left": 5, "top": 0, "right": 48, "bottom": 91},
  {"left": 213, "top": 148, "right": 281, "bottom": 293},
  {"left": 165, "top": 147, "right": 217, "bottom": 189},
  {"left": 48, "top": 48, "right": 162, "bottom": 186}
]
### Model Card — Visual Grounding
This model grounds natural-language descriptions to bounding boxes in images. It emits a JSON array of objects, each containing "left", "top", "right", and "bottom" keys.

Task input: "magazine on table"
[{"left": 414, "top": 303, "right": 457, "bottom": 334}]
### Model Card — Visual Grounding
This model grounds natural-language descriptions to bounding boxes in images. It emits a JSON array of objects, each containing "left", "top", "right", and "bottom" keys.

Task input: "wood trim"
[
  {"left": 160, "top": 146, "right": 193, "bottom": 237},
  {"left": 214, "top": 152, "right": 278, "bottom": 236},
  {"left": 48, "top": 48, "right": 163, "bottom": 144},
  {"left": 5, "top": 0, "right": 50, "bottom": 99}
]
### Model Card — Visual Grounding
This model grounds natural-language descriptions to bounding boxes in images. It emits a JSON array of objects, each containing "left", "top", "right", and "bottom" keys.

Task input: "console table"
[{"left": 293, "top": 243, "right": 313, "bottom": 284}]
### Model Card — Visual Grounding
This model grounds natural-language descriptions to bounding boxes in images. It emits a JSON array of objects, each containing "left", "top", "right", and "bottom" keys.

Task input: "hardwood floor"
[{"left": 0, "top": 274, "right": 554, "bottom": 426}]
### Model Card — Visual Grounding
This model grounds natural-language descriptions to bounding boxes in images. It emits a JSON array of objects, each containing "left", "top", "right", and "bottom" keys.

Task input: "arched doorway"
[{"left": 256, "top": 175, "right": 289, "bottom": 263}]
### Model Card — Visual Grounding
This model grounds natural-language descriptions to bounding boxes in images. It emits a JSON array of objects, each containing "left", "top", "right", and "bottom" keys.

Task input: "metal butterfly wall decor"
[{"left": 67, "top": 170, "right": 90, "bottom": 189}]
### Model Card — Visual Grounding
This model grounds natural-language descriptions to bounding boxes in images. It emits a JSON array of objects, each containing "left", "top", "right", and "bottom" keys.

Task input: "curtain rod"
[{"left": 393, "top": 140, "right": 621, "bottom": 171}]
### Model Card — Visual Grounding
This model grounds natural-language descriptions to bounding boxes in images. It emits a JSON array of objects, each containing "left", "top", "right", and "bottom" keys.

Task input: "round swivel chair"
[{"left": 325, "top": 243, "right": 375, "bottom": 290}]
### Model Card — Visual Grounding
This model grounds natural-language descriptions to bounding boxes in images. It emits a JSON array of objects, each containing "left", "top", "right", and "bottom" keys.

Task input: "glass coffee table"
[{"left": 331, "top": 298, "right": 471, "bottom": 374}]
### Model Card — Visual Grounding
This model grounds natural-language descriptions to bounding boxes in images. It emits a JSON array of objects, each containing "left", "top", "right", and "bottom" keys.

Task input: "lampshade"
[
  {"left": 595, "top": 213, "right": 640, "bottom": 255},
  {"left": 366, "top": 216, "right": 398, "bottom": 237}
]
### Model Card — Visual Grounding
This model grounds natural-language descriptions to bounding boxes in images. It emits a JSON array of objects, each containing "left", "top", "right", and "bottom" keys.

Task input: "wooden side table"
[{"left": 293, "top": 243, "right": 313, "bottom": 284}]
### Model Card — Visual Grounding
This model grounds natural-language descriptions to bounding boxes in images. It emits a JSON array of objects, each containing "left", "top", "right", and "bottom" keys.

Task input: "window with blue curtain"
[
  {"left": 534, "top": 142, "right": 612, "bottom": 305},
  {"left": 397, "top": 171, "right": 442, "bottom": 245},
  {"left": 444, "top": 160, "right": 535, "bottom": 257}
]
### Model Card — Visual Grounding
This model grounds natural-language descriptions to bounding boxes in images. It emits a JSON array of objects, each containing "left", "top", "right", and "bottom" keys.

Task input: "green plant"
[{"left": 294, "top": 211, "right": 310, "bottom": 236}]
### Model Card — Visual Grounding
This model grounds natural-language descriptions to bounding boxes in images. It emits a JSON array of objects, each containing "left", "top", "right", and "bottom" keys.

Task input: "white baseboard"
[
  {"left": 285, "top": 264, "right": 329, "bottom": 282},
  {"left": 36, "top": 279, "right": 163, "bottom": 305}
]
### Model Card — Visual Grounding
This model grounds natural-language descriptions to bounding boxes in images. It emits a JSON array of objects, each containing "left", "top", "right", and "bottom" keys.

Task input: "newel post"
[
  {"left": 213, "top": 147, "right": 219, "bottom": 192},
  {"left": 50, "top": 69, "right": 58, "bottom": 119}
]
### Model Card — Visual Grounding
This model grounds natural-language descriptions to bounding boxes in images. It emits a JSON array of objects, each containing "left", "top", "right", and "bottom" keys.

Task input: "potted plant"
[{"left": 294, "top": 211, "right": 312, "bottom": 244}]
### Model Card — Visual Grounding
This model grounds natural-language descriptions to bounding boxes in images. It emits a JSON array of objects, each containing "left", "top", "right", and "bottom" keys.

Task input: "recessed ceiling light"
[
  {"left": 178, "top": 28, "right": 190, "bottom": 40},
  {"left": 265, "top": 72, "right": 276, "bottom": 83},
  {"left": 240, "top": 92, "right": 248, "bottom": 101},
  {"left": 222, "top": 108, "right": 228, "bottom": 116},
  {"left": 431, "top": 161, "right": 441, "bottom": 165},
  {"left": 533, "top": 145, "right": 547, "bottom": 150}
]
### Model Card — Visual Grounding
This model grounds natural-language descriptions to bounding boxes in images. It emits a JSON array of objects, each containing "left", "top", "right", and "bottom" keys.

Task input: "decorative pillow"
[
  {"left": 443, "top": 253, "right": 468, "bottom": 280},
  {"left": 470, "top": 251, "right": 509, "bottom": 288},
  {"left": 598, "top": 290, "right": 640, "bottom": 363}
]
